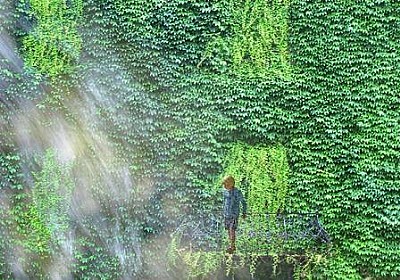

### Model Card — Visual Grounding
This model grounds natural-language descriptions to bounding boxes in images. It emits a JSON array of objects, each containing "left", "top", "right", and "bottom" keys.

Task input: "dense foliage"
[
  {"left": 288, "top": 1, "right": 400, "bottom": 278},
  {"left": 0, "top": 0, "right": 399, "bottom": 279},
  {"left": 20, "top": 0, "right": 82, "bottom": 77}
]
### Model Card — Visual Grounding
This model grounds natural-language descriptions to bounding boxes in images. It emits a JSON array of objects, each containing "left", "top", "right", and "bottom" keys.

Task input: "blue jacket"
[{"left": 223, "top": 188, "right": 247, "bottom": 218}]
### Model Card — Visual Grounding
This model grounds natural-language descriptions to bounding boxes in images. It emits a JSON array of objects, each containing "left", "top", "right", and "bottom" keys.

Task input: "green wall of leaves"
[
  {"left": 288, "top": 1, "right": 400, "bottom": 277},
  {"left": 1, "top": 0, "right": 400, "bottom": 278}
]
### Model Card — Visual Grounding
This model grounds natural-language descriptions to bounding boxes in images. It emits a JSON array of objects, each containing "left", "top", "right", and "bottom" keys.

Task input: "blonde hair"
[{"left": 222, "top": 175, "right": 235, "bottom": 186}]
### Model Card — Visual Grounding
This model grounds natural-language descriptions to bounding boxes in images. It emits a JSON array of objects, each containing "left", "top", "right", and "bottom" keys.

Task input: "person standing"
[{"left": 222, "top": 175, "right": 247, "bottom": 254}]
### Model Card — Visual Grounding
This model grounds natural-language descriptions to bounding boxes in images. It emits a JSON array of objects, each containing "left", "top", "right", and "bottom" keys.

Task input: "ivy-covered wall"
[
  {"left": 0, "top": 0, "right": 399, "bottom": 279},
  {"left": 288, "top": 1, "right": 400, "bottom": 278}
]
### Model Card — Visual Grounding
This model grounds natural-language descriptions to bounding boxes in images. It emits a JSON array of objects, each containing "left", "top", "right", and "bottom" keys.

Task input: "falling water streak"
[
  {"left": 0, "top": 3, "right": 190, "bottom": 277},
  {"left": 0, "top": 24, "right": 23, "bottom": 110},
  {"left": 0, "top": 30, "right": 23, "bottom": 73},
  {"left": 7, "top": 59, "right": 156, "bottom": 277}
]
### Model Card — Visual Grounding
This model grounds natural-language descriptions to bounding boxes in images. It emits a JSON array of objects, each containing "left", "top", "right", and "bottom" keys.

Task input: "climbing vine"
[
  {"left": 31, "top": 149, "right": 75, "bottom": 241},
  {"left": 219, "top": 142, "right": 289, "bottom": 215},
  {"left": 200, "top": 0, "right": 291, "bottom": 78},
  {"left": 12, "top": 149, "right": 75, "bottom": 277},
  {"left": 20, "top": 0, "right": 83, "bottom": 77}
]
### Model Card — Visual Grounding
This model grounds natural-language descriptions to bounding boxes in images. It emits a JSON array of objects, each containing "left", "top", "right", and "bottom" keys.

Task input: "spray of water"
[
  {"left": 9, "top": 79, "right": 142, "bottom": 278},
  {"left": 0, "top": 2, "right": 195, "bottom": 278},
  {"left": 1, "top": 47, "right": 176, "bottom": 280}
]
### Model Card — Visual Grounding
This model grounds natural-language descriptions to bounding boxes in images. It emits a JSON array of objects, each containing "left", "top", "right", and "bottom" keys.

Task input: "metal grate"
[{"left": 173, "top": 212, "right": 330, "bottom": 252}]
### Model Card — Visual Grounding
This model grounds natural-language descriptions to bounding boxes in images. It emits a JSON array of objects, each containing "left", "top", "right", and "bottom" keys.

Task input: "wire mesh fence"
[{"left": 173, "top": 211, "right": 330, "bottom": 254}]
